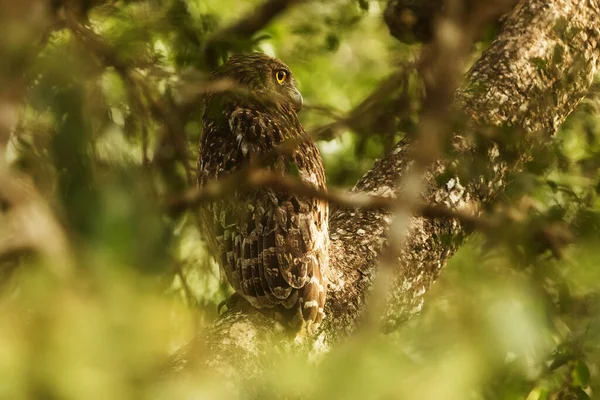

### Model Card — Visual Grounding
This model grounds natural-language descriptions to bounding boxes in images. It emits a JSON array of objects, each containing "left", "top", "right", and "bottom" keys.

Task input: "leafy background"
[{"left": 1, "top": 0, "right": 600, "bottom": 399}]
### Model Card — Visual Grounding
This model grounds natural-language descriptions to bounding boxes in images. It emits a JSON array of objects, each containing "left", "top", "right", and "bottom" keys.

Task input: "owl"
[{"left": 197, "top": 53, "right": 328, "bottom": 331}]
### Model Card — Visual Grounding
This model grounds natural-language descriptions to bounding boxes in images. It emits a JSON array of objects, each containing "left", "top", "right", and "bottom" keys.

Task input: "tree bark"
[{"left": 171, "top": 0, "right": 600, "bottom": 381}]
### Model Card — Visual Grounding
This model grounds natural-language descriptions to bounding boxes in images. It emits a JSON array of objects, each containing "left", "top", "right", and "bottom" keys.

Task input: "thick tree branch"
[
  {"left": 327, "top": 0, "right": 600, "bottom": 334},
  {"left": 204, "top": 0, "right": 305, "bottom": 68},
  {"left": 206, "top": 0, "right": 303, "bottom": 45},
  {"left": 175, "top": 0, "right": 600, "bottom": 378}
]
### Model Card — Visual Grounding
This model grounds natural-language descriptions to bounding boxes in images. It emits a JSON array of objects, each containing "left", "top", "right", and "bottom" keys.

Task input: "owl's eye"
[{"left": 275, "top": 70, "right": 288, "bottom": 85}]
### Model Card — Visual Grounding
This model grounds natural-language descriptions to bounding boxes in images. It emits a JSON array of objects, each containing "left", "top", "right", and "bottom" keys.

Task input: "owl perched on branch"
[{"left": 197, "top": 53, "right": 328, "bottom": 331}]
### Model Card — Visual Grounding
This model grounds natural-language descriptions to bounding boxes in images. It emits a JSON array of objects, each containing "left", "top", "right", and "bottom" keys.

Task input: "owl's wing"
[{"left": 199, "top": 107, "right": 327, "bottom": 326}]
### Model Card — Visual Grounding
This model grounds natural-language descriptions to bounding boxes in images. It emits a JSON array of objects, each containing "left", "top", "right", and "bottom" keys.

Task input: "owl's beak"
[{"left": 290, "top": 88, "right": 303, "bottom": 112}]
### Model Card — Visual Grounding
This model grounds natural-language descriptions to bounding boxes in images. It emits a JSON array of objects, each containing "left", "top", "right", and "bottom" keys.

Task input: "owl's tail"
[{"left": 300, "top": 255, "right": 326, "bottom": 332}]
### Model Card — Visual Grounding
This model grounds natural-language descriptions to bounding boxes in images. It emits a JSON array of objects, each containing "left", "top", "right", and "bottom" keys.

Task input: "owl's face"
[{"left": 213, "top": 52, "right": 303, "bottom": 112}]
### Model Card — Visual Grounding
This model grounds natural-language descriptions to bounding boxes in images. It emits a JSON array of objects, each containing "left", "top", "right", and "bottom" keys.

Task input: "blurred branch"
[
  {"left": 0, "top": 1, "right": 75, "bottom": 276},
  {"left": 166, "top": 168, "right": 486, "bottom": 229},
  {"left": 204, "top": 0, "right": 306, "bottom": 67},
  {"left": 168, "top": 167, "right": 573, "bottom": 261},
  {"left": 0, "top": 0, "right": 56, "bottom": 149},
  {"left": 0, "top": 161, "right": 74, "bottom": 277},
  {"left": 312, "top": 67, "right": 412, "bottom": 140},
  {"left": 384, "top": 0, "right": 519, "bottom": 44},
  {"left": 63, "top": 12, "right": 194, "bottom": 186},
  {"left": 174, "top": 263, "right": 196, "bottom": 307},
  {"left": 207, "top": 0, "right": 303, "bottom": 42}
]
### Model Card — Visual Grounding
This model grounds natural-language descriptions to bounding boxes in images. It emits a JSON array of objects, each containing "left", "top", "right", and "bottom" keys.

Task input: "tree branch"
[
  {"left": 327, "top": 0, "right": 600, "bottom": 333},
  {"left": 204, "top": 0, "right": 305, "bottom": 68},
  {"left": 167, "top": 168, "right": 487, "bottom": 229}
]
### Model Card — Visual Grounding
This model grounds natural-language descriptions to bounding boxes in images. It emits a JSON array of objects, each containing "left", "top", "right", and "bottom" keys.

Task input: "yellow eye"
[{"left": 275, "top": 70, "right": 287, "bottom": 85}]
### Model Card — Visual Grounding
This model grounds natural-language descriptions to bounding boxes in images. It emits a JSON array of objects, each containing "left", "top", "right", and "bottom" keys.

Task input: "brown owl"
[{"left": 197, "top": 53, "right": 328, "bottom": 331}]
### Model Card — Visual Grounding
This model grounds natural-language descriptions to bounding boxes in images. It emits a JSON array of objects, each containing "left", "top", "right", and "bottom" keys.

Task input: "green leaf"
[
  {"left": 572, "top": 360, "right": 591, "bottom": 387},
  {"left": 572, "top": 387, "right": 591, "bottom": 400},
  {"left": 549, "top": 353, "right": 574, "bottom": 371}
]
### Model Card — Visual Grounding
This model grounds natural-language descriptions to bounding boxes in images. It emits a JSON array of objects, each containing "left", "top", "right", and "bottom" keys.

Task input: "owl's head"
[{"left": 212, "top": 52, "right": 303, "bottom": 112}]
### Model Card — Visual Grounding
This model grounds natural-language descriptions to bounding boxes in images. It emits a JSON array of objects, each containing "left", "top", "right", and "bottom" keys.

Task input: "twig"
[
  {"left": 312, "top": 67, "right": 412, "bottom": 140},
  {"left": 166, "top": 168, "right": 488, "bottom": 231},
  {"left": 174, "top": 264, "right": 195, "bottom": 306},
  {"left": 63, "top": 12, "right": 194, "bottom": 185},
  {"left": 141, "top": 118, "right": 149, "bottom": 166}
]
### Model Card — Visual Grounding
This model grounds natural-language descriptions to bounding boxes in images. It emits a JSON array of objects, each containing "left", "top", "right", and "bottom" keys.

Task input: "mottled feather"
[{"left": 197, "top": 53, "right": 328, "bottom": 329}]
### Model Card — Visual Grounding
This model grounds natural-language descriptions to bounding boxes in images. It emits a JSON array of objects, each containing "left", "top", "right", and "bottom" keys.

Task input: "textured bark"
[
  {"left": 172, "top": 0, "right": 600, "bottom": 380},
  {"left": 328, "top": 0, "right": 600, "bottom": 335}
]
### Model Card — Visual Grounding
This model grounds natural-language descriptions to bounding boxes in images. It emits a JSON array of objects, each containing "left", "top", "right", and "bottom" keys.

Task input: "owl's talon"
[{"left": 218, "top": 292, "right": 243, "bottom": 315}]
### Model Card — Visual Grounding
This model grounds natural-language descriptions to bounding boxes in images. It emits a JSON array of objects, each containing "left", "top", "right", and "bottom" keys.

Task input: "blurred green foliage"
[{"left": 1, "top": 0, "right": 600, "bottom": 399}]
